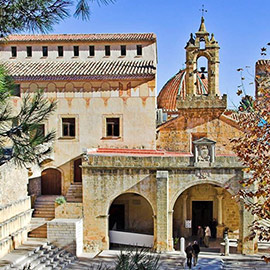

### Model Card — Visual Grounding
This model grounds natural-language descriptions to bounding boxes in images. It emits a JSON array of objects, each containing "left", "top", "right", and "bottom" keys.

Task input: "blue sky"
[{"left": 51, "top": 0, "right": 270, "bottom": 108}]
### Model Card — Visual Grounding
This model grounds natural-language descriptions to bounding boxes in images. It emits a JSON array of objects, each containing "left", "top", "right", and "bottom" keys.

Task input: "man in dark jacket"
[
  {"left": 192, "top": 241, "right": 200, "bottom": 266},
  {"left": 185, "top": 242, "right": 193, "bottom": 269}
]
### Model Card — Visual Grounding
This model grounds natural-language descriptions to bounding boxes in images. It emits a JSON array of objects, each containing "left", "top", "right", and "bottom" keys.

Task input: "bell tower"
[{"left": 185, "top": 16, "right": 220, "bottom": 96}]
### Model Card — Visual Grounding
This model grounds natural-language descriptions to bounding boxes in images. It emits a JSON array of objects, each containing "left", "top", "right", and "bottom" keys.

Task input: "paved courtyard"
[{"left": 65, "top": 251, "right": 270, "bottom": 270}]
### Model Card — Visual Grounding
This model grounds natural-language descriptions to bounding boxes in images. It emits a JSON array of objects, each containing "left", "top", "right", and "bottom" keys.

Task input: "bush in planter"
[{"left": 55, "top": 196, "right": 66, "bottom": 205}]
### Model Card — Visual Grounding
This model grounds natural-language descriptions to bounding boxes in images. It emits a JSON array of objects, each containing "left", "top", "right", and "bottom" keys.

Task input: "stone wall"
[
  {"left": 0, "top": 163, "right": 32, "bottom": 258},
  {"left": 28, "top": 176, "right": 41, "bottom": 196},
  {"left": 0, "top": 162, "right": 28, "bottom": 206},
  {"left": 157, "top": 113, "right": 242, "bottom": 155},
  {"left": 47, "top": 219, "right": 83, "bottom": 256},
  {"left": 55, "top": 202, "right": 83, "bottom": 219}
]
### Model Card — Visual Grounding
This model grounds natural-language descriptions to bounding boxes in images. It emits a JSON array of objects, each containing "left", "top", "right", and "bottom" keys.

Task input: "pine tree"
[
  {"left": 0, "top": 0, "right": 115, "bottom": 36},
  {"left": 0, "top": 67, "right": 56, "bottom": 166}
]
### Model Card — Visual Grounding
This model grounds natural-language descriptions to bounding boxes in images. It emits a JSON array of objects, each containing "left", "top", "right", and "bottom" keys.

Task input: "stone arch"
[
  {"left": 170, "top": 179, "right": 236, "bottom": 211},
  {"left": 29, "top": 83, "right": 38, "bottom": 93},
  {"left": 100, "top": 82, "right": 111, "bottom": 91},
  {"left": 83, "top": 82, "right": 92, "bottom": 92},
  {"left": 106, "top": 191, "right": 155, "bottom": 217},
  {"left": 41, "top": 167, "right": 62, "bottom": 195},
  {"left": 46, "top": 82, "right": 57, "bottom": 92},
  {"left": 108, "top": 192, "right": 155, "bottom": 247},
  {"left": 172, "top": 182, "right": 240, "bottom": 240},
  {"left": 64, "top": 82, "right": 75, "bottom": 92}
]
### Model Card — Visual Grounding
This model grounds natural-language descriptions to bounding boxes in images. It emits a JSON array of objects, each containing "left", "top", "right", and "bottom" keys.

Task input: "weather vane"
[{"left": 200, "top": 4, "right": 207, "bottom": 17}]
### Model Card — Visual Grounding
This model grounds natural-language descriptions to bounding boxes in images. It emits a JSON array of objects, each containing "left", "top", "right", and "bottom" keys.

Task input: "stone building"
[
  {"left": 80, "top": 17, "right": 257, "bottom": 254},
  {"left": 0, "top": 17, "right": 258, "bottom": 256}
]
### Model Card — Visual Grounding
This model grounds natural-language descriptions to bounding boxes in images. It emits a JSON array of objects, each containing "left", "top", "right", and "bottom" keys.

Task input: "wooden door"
[
  {"left": 41, "top": 169, "right": 61, "bottom": 195},
  {"left": 74, "top": 158, "right": 82, "bottom": 182}
]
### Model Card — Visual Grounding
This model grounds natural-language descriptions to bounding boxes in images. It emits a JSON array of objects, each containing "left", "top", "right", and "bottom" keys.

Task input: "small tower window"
[
  {"left": 42, "top": 46, "right": 48, "bottom": 57},
  {"left": 199, "top": 38, "right": 205, "bottom": 50},
  {"left": 120, "top": 45, "right": 126, "bottom": 56},
  {"left": 26, "top": 46, "right": 32, "bottom": 57},
  {"left": 58, "top": 46, "right": 64, "bottom": 57},
  {"left": 11, "top": 47, "right": 17, "bottom": 57},
  {"left": 73, "top": 46, "right": 79, "bottom": 57},
  {"left": 89, "top": 45, "right": 95, "bottom": 56},
  {"left": 105, "top": 45, "right": 110, "bottom": 56},
  {"left": 136, "top": 45, "right": 142, "bottom": 56}
]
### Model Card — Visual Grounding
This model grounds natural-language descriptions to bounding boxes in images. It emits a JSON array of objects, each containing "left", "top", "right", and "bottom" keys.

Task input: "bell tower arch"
[{"left": 185, "top": 17, "right": 220, "bottom": 97}]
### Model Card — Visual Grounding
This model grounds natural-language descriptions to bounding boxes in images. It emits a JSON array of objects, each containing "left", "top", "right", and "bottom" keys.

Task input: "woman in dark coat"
[{"left": 185, "top": 242, "right": 193, "bottom": 269}]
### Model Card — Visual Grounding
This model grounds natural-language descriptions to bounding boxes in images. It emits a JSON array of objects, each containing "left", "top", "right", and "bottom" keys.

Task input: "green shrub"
[{"left": 55, "top": 196, "right": 66, "bottom": 205}]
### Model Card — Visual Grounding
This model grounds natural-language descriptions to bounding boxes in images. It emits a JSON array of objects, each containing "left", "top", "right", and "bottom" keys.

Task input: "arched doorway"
[
  {"left": 41, "top": 168, "right": 61, "bottom": 195},
  {"left": 108, "top": 193, "right": 154, "bottom": 248},
  {"left": 173, "top": 184, "right": 240, "bottom": 240}
]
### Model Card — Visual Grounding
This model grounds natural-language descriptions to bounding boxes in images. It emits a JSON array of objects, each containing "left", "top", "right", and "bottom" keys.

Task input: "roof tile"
[
  {"left": 1, "top": 33, "right": 156, "bottom": 43},
  {"left": 2, "top": 60, "right": 156, "bottom": 81}
]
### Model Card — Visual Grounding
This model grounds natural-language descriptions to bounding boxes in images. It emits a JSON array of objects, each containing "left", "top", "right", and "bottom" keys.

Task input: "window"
[
  {"left": 106, "top": 118, "right": 120, "bottom": 137},
  {"left": 105, "top": 45, "right": 110, "bottom": 56},
  {"left": 73, "top": 46, "right": 79, "bottom": 57},
  {"left": 12, "top": 84, "right": 20, "bottom": 97},
  {"left": 120, "top": 45, "right": 126, "bottom": 56},
  {"left": 136, "top": 45, "right": 142, "bottom": 56},
  {"left": 89, "top": 45, "right": 95, "bottom": 56},
  {"left": 11, "top": 47, "right": 17, "bottom": 57},
  {"left": 26, "top": 46, "right": 32, "bottom": 57},
  {"left": 58, "top": 46, "right": 64, "bottom": 57},
  {"left": 62, "top": 118, "right": 75, "bottom": 137},
  {"left": 42, "top": 46, "right": 48, "bottom": 57}
]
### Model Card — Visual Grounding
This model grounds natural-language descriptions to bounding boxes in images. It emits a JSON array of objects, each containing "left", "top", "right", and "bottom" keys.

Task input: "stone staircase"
[
  {"left": 0, "top": 239, "right": 76, "bottom": 270},
  {"left": 28, "top": 196, "right": 57, "bottom": 239},
  {"left": 66, "top": 184, "right": 82, "bottom": 203}
]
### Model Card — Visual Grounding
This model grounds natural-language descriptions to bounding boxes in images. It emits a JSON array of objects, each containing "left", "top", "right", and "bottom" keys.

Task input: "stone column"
[
  {"left": 182, "top": 195, "right": 189, "bottom": 237},
  {"left": 238, "top": 202, "right": 258, "bottom": 254},
  {"left": 156, "top": 171, "right": 171, "bottom": 252},
  {"left": 215, "top": 188, "right": 224, "bottom": 238},
  {"left": 217, "top": 195, "right": 223, "bottom": 225}
]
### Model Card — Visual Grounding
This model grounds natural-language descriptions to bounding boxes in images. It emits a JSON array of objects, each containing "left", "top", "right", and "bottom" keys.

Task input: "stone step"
[
  {"left": 0, "top": 240, "right": 76, "bottom": 270},
  {"left": 28, "top": 225, "right": 47, "bottom": 239}
]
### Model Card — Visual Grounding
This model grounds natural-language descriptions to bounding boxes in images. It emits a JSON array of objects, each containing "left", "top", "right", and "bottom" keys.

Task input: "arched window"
[
  {"left": 196, "top": 56, "right": 209, "bottom": 95},
  {"left": 199, "top": 38, "right": 205, "bottom": 50}
]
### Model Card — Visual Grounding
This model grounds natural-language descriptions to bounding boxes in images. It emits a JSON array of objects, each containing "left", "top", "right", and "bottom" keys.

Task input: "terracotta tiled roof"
[
  {"left": 2, "top": 60, "right": 156, "bottom": 81},
  {"left": 157, "top": 69, "right": 208, "bottom": 110},
  {"left": 87, "top": 148, "right": 192, "bottom": 157},
  {"left": 2, "top": 33, "right": 156, "bottom": 43}
]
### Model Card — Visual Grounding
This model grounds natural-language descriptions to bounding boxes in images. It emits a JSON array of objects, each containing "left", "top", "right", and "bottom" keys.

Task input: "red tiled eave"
[
  {"left": 86, "top": 148, "right": 193, "bottom": 157},
  {"left": 1, "top": 33, "right": 156, "bottom": 43}
]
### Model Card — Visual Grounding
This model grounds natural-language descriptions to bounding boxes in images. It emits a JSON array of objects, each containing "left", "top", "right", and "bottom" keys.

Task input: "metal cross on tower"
[{"left": 200, "top": 4, "right": 207, "bottom": 17}]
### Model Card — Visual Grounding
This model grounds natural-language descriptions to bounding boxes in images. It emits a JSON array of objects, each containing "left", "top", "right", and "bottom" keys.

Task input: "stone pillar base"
[{"left": 217, "top": 225, "right": 225, "bottom": 238}]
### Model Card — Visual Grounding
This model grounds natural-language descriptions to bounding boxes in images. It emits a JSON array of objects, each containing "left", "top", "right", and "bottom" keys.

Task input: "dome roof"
[{"left": 157, "top": 69, "right": 208, "bottom": 111}]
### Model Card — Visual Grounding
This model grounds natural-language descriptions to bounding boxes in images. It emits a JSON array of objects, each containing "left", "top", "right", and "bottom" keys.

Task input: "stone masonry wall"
[
  {"left": 157, "top": 113, "right": 242, "bottom": 155},
  {"left": 0, "top": 163, "right": 32, "bottom": 258},
  {"left": 47, "top": 219, "right": 83, "bottom": 256}
]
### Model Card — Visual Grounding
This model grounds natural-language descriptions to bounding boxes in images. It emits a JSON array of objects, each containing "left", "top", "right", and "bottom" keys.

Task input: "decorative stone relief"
[{"left": 193, "top": 137, "right": 216, "bottom": 167}]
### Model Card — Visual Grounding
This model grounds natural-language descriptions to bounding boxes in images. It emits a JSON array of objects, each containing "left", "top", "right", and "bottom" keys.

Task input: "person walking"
[
  {"left": 204, "top": 226, "right": 211, "bottom": 248},
  {"left": 192, "top": 241, "right": 200, "bottom": 266},
  {"left": 197, "top": 225, "right": 204, "bottom": 246},
  {"left": 185, "top": 242, "right": 193, "bottom": 269}
]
